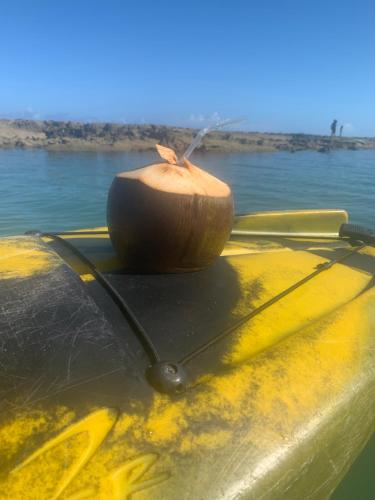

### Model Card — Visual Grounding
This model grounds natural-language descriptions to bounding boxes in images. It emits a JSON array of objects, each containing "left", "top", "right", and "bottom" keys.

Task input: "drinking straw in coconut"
[
  {"left": 108, "top": 117, "right": 240, "bottom": 273},
  {"left": 179, "top": 117, "right": 246, "bottom": 164}
]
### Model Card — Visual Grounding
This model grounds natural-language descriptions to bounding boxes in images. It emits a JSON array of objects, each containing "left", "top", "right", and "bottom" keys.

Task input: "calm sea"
[{"left": 1, "top": 148, "right": 375, "bottom": 236}]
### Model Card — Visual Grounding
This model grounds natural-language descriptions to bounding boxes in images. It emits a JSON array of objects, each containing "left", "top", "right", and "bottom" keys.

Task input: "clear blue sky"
[{"left": 1, "top": 0, "right": 374, "bottom": 136}]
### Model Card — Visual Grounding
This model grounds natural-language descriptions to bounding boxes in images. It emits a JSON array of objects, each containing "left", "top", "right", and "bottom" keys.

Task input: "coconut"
[{"left": 107, "top": 145, "right": 234, "bottom": 273}]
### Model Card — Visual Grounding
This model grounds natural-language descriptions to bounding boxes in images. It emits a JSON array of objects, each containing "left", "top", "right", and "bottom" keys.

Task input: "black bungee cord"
[{"left": 25, "top": 224, "right": 373, "bottom": 395}]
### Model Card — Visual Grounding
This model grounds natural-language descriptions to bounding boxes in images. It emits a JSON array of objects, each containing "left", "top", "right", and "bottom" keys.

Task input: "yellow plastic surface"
[{"left": 1, "top": 209, "right": 375, "bottom": 499}]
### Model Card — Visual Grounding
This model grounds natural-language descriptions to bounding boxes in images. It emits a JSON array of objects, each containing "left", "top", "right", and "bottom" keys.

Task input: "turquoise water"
[{"left": 1, "top": 148, "right": 375, "bottom": 236}]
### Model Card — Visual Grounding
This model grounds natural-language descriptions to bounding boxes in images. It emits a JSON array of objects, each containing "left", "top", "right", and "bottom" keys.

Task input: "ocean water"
[{"left": 0, "top": 148, "right": 375, "bottom": 236}]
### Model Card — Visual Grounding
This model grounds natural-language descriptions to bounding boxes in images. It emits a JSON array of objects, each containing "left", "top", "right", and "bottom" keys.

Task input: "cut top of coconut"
[{"left": 116, "top": 159, "right": 231, "bottom": 197}]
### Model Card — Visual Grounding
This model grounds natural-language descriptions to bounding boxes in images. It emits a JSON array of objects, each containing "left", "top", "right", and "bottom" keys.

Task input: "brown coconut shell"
[{"left": 107, "top": 155, "right": 234, "bottom": 273}]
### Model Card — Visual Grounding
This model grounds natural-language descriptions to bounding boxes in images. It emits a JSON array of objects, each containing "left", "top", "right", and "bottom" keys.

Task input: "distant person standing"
[
  {"left": 339, "top": 125, "right": 344, "bottom": 137},
  {"left": 330, "top": 119, "right": 338, "bottom": 136}
]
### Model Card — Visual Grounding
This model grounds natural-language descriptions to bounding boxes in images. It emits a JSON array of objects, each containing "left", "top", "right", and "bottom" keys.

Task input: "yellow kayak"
[{"left": 0, "top": 209, "right": 374, "bottom": 499}]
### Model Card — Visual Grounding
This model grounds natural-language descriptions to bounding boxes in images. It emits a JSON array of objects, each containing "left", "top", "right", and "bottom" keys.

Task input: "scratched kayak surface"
[{"left": 0, "top": 209, "right": 375, "bottom": 499}]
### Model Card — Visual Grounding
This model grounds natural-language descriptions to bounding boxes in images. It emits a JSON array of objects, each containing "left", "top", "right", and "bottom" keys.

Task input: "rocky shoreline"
[{"left": 1, "top": 119, "right": 374, "bottom": 154}]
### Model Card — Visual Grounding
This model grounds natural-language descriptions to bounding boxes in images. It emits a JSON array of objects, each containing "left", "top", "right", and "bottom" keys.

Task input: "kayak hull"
[{"left": 0, "top": 209, "right": 374, "bottom": 499}]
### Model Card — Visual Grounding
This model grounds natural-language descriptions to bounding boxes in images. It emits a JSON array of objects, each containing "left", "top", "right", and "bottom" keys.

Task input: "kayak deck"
[{"left": 0, "top": 209, "right": 375, "bottom": 499}]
